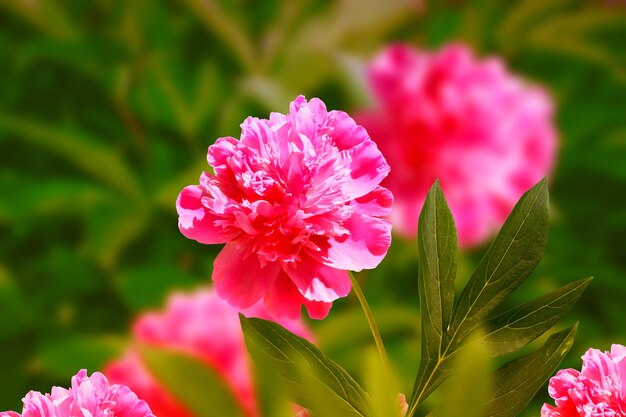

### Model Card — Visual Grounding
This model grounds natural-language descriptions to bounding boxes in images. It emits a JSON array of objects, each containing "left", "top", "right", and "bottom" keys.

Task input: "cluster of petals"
[
  {"left": 357, "top": 43, "right": 556, "bottom": 247},
  {"left": 542, "top": 344, "right": 626, "bottom": 416},
  {"left": 105, "top": 287, "right": 311, "bottom": 417},
  {"left": 177, "top": 95, "right": 392, "bottom": 319},
  {"left": 0, "top": 370, "right": 154, "bottom": 417}
]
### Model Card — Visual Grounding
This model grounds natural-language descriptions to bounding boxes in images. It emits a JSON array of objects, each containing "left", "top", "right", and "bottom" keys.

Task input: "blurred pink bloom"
[
  {"left": 0, "top": 370, "right": 154, "bottom": 417},
  {"left": 542, "top": 344, "right": 626, "bottom": 417},
  {"left": 358, "top": 43, "right": 556, "bottom": 247},
  {"left": 177, "top": 95, "right": 392, "bottom": 319},
  {"left": 105, "top": 287, "right": 311, "bottom": 417}
]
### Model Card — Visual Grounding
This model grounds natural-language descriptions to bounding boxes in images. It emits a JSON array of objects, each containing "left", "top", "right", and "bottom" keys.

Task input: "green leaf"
[
  {"left": 484, "top": 324, "right": 578, "bottom": 417},
  {"left": 240, "top": 315, "right": 370, "bottom": 417},
  {"left": 364, "top": 349, "right": 401, "bottom": 417},
  {"left": 483, "top": 277, "right": 592, "bottom": 357},
  {"left": 448, "top": 178, "right": 549, "bottom": 344},
  {"left": 38, "top": 335, "right": 126, "bottom": 379},
  {"left": 430, "top": 331, "right": 491, "bottom": 417},
  {"left": 140, "top": 345, "right": 246, "bottom": 417},
  {"left": 247, "top": 339, "right": 294, "bottom": 417},
  {"left": 413, "top": 180, "right": 457, "bottom": 399},
  {"left": 0, "top": 112, "right": 141, "bottom": 198},
  {"left": 406, "top": 179, "right": 588, "bottom": 417}
]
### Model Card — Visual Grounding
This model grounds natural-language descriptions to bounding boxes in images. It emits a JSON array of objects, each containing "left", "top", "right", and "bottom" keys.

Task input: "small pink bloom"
[
  {"left": 358, "top": 43, "right": 556, "bottom": 247},
  {"left": 105, "top": 287, "right": 311, "bottom": 417},
  {"left": 177, "top": 95, "right": 392, "bottom": 319},
  {"left": 0, "top": 370, "right": 154, "bottom": 417},
  {"left": 542, "top": 344, "right": 626, "bottom": 416}
]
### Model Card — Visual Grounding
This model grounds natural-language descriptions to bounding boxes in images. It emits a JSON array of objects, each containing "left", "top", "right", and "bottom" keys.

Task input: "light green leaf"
[
  {"left": 448, "top": 178, "right": 549, "bottom": 344},
  {"left": 140, "top": 345, "right": 246, "bottom": 417},
  {"left": 483, "top": 277, "right": 592, "bottom": 357},
  {"left": 484, "top": 324, "right": 578, "bottom": 417},
  {"left": 364, "top": 349, "right": 401, "bottom": 417},
  {"left": 240, "top": 315, "right": 370, "bottom": 417},
  {"left": 430, "top": 331, "right": 491, "bottom": 417}
]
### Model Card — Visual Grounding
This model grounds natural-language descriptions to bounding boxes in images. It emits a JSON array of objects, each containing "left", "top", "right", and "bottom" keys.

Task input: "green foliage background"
[{"left": 1, "top": 0, "right": 625, "bottom": 415}]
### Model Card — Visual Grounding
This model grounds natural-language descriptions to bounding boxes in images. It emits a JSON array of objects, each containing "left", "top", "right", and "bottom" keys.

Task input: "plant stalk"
[{"left": 349, "top": 271, "right": 392, "bottom": 375}]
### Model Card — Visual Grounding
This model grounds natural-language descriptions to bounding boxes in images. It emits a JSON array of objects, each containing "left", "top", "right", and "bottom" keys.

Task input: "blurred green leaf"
[
  {"left": 484, "top": 324, "right": 578, "bottom": 417},
  {"left": 0, "top": 112, "right": 141, "bottom": 198},
  {"left": 241, "top": 315, "right": 370, "bottom": 417},
  {"left": 141, "top": 345, "right": 246, "bottom": 417},
  {"left": 116, "top": 264, "right": 197, "bottom": 312},
  {"left": 364, "top": 349, "right": 401, "bottom": 417},
  {"left": 38, "top": 335, "right": 126, "bottom": 378},
  {"left": 483, "top": 277, "right": 591, "bottom": 357},
  {"left": 430, "top": 331, "right": 491, "bottom": 417},
  {"left": 527, "top": 10, "right": 626, "bottom": 82}
]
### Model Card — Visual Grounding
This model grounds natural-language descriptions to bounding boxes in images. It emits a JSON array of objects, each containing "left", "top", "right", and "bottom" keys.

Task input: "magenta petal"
[
  {"left": 177, "top": 186, "right": 230, "bottom": 244},
  {"left": 213, "top": 242, "right": 280, "bottom": 309},
  {"left": 285, "top": 255, "right": 351, "bottom": 303},
  {"left": 263, "top": 271, "right": 305, "bottom": 320},
  {"left": 340, "top": 139, "right": 390, "bottom": 199},
  {"left": 324, "top": 213, "right": 392, "bottom": 271},
  {"left": 353, "top": 186, "right": 394, "bottom": 216},
  {"left": 303, "top": 300, "right": 333, "bottom": 320}
]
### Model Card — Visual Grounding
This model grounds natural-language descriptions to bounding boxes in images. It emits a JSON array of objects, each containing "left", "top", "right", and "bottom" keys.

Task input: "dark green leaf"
[
  {"left": 484, "top": 324, "right": 578, "bottom": 417},
  {"left": 483, "top": 277, "right": 592, "bottom": 357},
  {"left": 140, "top": 345, "right": 246, "bottom": 417},
  {"left": 413, "top": 180, "right": 457, "bottom": 403},
  {"left": 240, "top": 315, "right": 370, "bottom": 417},
  {"left": 448, "top": 178, "right": 549, "bottom": 343}
]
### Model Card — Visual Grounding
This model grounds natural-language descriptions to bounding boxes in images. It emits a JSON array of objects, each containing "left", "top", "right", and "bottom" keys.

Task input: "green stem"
[{"left": 349, "top": 271, "right": 392, "bottom": 375}]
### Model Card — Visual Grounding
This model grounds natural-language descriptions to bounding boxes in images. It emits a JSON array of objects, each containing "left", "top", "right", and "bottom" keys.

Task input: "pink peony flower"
[
  {"left": 105, "top": 287, "right": 311, "bottom": 417},
  {"left": 357, "top": 43, "right": 556, "bottom": 247},
  {"left": 0, "top": 370, "right": 154, "bottom": 417},
  {"left": 177, "top": 95, "right": 392, "bottom": 319},
  {"left": 542, "top": 344, "right": 626, "bottom": 417}
]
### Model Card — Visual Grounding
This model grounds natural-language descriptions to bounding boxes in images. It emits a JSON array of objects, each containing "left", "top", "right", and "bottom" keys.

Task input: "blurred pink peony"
[
  {"left": 177, "top": 95, "right": 392, "bottom": 319},
  {"left": 358, "top": 43, "right": 556, "bottom": 247},
  {"left": 0, "top": 370, "right": 154, "bottom": 417},
  {"left": 542, "top": 344, "right": 626, "bottom": 417},
  {"left": 105, "top": 287, "right": 311, "bottom": 417}
]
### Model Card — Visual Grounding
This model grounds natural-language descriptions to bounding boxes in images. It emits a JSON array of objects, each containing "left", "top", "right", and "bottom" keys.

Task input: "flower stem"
[{"left": 349, "top": 271, "right": 392, "bottom": 375}]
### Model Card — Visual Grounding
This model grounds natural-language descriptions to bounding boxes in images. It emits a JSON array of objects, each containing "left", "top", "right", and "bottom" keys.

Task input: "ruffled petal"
[
  {"left": 213, "top": 242, "right": 280, "bottom": 309},
  {"left": 177, "top": 186, "right": 231, "bottom": 244},
  {"left": 323, "top": 213, "right": 392, "bottom": 271},
  {"left": 285, "top": 255, "right": 351, "bottom": 303}
]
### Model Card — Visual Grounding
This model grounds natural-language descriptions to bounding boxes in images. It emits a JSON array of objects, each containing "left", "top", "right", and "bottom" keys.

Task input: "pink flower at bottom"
[
  {"left": 177, "top": 95, "right": 392, "bottom": 319},
  {"left": 105, "top": 287, "right": 311, "bottom": 417},
  {"left": 357, "top": 43, "right": 556, "bottom": 247},
  {"left": 0, "top": 370, "right": 154, "bottom": 417},
  {"left": 542, "top": 344, "right": 626, "bottom": 416}
]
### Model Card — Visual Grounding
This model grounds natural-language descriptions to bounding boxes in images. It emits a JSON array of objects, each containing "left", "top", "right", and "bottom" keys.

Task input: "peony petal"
[
  {"left": 285, "top": 255, "right": 351, "bottom": 303},
  {"left": 303, "top": 299, "right": 333, "bottom": 320},
  {"left": 353, "top": 186, "right": 394, "bottom": 217},
  {"left": 213, "top": 242, "right": 280, "bottom": 309},
  {"left": 323, "top": 212, "right": 392, "bottom": 271},
  {"left": 177, "top": 186, "right": 231, "bottom": 244},
  {"left": 340, "top": 139, "right": 390, "bottom": 200},
  {"left": 263, "top": 270, "right": 305, "bottom": 320}
]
